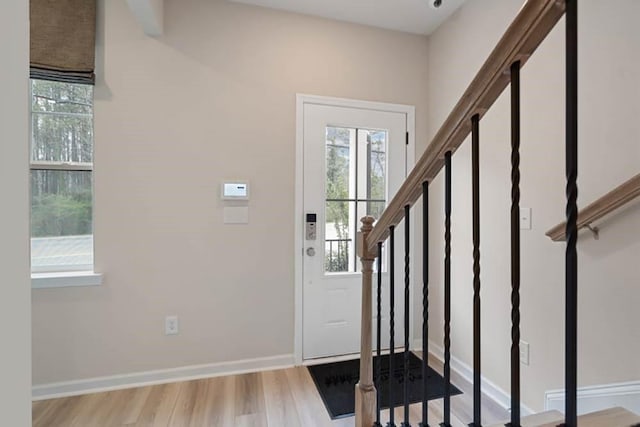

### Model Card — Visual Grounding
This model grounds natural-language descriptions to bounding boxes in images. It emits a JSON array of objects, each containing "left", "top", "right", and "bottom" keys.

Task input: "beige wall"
[
  {"left": 0, "top": 0, "right": 31, "bottom": 424},
  {"left": 425, "top": 0, "right": 640, "bottom": 412},
  {"left": 31, "top": 0, "right": 639, "bottom": 410},
  {"left": 31, "top": 0, "right": 429, "bottom": 384}
]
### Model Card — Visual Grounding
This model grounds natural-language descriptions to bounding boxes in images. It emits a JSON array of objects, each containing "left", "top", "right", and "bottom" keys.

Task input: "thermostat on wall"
[{"left": 221, "top": 181, "right": 249, "bottom": 200}]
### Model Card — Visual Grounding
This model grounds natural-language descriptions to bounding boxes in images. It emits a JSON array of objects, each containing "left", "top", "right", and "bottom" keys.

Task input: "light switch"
[{"left": 520, "top": 207, "right": 532, "bottom": 230}]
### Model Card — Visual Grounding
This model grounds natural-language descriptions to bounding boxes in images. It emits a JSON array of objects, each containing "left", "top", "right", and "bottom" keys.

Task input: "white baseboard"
[
  {"left": 545, "top": 380, "right": 640, "bottom": 416},
  {"left": 413, "top": 339, "right": 533, "bottom": 416},
  {"left": 32, "top": 354, "right": 295, "bottom": 401}
]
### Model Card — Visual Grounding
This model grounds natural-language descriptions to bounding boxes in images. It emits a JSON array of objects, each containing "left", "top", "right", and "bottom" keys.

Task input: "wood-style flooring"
[{"left": 33, "top": 353, "right": 509, "bottom": 427}]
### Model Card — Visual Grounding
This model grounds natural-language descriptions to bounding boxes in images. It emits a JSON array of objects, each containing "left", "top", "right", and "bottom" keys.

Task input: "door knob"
[{"left": 306, "top": 247, "right": 316, "bottom": 256}]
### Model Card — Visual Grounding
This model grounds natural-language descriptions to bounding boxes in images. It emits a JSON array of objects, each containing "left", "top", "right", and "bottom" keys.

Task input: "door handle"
[{"left": 306, "top": 247, "right": 316, "bottom": 257}]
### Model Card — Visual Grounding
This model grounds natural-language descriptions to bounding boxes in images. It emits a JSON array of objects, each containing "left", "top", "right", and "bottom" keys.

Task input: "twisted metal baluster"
[
  {"left": 441, "top": 152, "right": 452, "bottom": 427},
  {"left": 508, "top": 60, "right": 522, "bottom": 427},
  {"left": 375, "top": 241, "right": 383, "bottom": 427},
  {"left": 420, "top": 181, "right": 430, "bottom": 427},
  {"left": 563, "top": 1, "right": 579, "bottom": 425},
  {"left": 401, "top": 206, "right": 411, "bottom": 427},
  {"left": 470, "top": 114, "right": 482, "bottom": 427},
  {"left": 388, "top": 226, "right": 397, "bottom": 427}
]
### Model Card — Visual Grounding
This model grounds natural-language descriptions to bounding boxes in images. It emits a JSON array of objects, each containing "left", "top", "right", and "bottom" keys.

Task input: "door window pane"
[
  {"left": 324, "top": 126, "right": 387, "bottom": 273},
  {"left": 367, "top": 130, "right": 387, "bottom": 201},
  {"left": 357, "top": 200, "right": 386, "bottom": 225},
  {"left": 325, "top": 127, "right": 353, "bottom": 201},
  {"left": 325, "top": 200, "right": 354, "bottom": 273}
]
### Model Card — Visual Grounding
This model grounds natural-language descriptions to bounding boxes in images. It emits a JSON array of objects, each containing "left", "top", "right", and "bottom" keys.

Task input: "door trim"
[{"left": 294, "top": 94, "right": 416, "bottom": 365}]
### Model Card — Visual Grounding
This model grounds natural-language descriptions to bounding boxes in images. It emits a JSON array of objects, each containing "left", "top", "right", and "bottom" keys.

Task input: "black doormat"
[{"left": 307, "top": 352, "right": 462, "bottom": 419}]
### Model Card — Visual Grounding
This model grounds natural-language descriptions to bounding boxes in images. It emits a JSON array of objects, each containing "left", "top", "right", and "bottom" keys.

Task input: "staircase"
[
  {"left": 353, "top": 1, "right": 639, "bottom": 426},
  {"left": 486, "top": 408, "right": 640, "bottom": 427}
]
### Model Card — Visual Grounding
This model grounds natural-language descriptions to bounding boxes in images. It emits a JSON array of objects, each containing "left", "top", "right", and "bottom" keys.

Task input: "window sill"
[{"left": 31, "top": 271, "right": 103, "bottom": 289}]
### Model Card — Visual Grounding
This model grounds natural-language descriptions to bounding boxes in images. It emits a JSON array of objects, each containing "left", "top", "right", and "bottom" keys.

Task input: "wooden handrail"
[
  {"left": 546, "top": 173, "right": 640, "bottom": 241},
  {"left": 366, "top": 0, "right": 565, "bottom": 252}
]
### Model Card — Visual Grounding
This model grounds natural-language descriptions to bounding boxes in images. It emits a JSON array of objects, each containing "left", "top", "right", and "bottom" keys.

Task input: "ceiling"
[{"left": 227, "top": 0, "right": 466, "bottom": 35}]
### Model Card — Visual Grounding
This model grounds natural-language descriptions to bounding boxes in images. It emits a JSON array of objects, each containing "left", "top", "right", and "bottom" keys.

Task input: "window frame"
[{"left": 29, "top": 79, "right": 102, "bottom": 287}]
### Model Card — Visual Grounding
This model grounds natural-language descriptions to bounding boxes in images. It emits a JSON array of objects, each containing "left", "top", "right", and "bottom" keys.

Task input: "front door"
[{"left": 301, "top": 99, "right": 410, "bottom": 360}]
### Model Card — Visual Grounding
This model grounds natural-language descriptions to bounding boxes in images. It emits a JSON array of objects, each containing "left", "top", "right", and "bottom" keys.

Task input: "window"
[
  {"left": 324, "top": 126, "right": 387, "bottom": 273},
  {"left": 30, "top": 80, "right": 95, "bottom": 274}
]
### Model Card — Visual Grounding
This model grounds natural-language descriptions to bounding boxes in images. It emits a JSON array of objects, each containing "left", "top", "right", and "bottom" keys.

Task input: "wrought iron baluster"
[
  {"left": 508, "top": 60, "right": 522, "bottom": 427},
  {"left": 442, "top": 151, "right": 452, "bottom": 427},
  {"left": 471, "top": 114, "right": 482, "bottom": 427},
  {"left": 420, "top": 181, "right": 430, "bottom": 427},
  {"left": 388, "top": 226, "right": 396, "bottom": 427},
  {"left": 375, "top": 241, "right": 383, "bottom": 427},
  {"left": 401, "top": 206, "right": 411, "bottom": 427},
  {"left": 563, "top": 0, "right": 579, "bottom": 426}
]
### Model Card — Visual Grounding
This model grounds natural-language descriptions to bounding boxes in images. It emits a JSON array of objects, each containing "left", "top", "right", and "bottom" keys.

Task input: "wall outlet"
[
  {"left": 165, "top": 315, "right": 179, "bottom": 335},
  {"left": 520, "top": 340, "right": 530, "bottom": 365}
]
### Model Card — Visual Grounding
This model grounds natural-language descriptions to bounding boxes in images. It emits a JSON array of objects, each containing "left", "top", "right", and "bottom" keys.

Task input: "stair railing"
[
  {"left": 353, "top": 1, "right": 579, "bottom": 426},
  {"left": 546, "top": 172, "right": 640, "bottom": 241}
]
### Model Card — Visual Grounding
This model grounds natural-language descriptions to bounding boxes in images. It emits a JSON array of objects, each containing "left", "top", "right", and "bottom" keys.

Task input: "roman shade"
[{"left": 30, "top": 0, "right": 97, "bottom": 84}]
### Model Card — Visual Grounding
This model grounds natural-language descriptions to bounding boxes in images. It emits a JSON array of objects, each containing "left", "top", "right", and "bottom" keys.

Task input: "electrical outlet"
[
  {"left": 519, "top": 340, "right": 530, "bottom": 365},
  {"left": 165, "top": 315, "right": 179, "bottom": 335}
]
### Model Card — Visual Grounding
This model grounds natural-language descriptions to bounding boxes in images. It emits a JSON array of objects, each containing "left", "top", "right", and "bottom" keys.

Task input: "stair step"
[
  {"left": 490, "top": 407, "right": 640, "bottom": 427},
  {"left": 488, "top": 410, "right": 564, "bottom": 427},
  {"left": 538, "top": 407, "right": 640, "bottom": 427}
]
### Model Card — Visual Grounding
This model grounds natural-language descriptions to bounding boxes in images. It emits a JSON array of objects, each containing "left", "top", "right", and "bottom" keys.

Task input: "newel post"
[{"left": 355, "top": 215, "right": 377, "bottom": 427}]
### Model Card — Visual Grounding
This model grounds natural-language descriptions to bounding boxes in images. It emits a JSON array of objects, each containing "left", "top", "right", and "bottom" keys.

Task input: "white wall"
[
  {"left": 0, "top": 0, "right": 32, "bottom": 424},
  {"left": 31, "top": 0, "right": 429, "bottom": 385},
  {"left": 426, "top": 0, "right": 640, "bottom": 412}
]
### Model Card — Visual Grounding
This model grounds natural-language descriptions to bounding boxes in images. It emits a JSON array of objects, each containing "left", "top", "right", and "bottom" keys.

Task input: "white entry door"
[{"left": 301, "top": 99, "right": 412, "bottom": 360}]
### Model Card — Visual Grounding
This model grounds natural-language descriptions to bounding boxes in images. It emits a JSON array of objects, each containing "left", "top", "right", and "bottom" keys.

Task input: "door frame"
[{"left": 294, "top": 94, "right": 416, "bottom": 365}]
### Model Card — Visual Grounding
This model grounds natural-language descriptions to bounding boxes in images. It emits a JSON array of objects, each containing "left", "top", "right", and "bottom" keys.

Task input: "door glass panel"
[
  {"left": 325, "top": 127, "right": 353, "bottom": 202},
  {"left": 357, "top": 200, "right": 386, "bottom": 225},
  {"left": 357, "top": 129, "right": 387, "bottom": 200},
  {"left": 325, "top": 126, "right": 387, "bottom": 273},
  {"left": 325, "top": 200, "right": 354, "bottom": 273},
  {"left": 367, "top": 130, "right": 387, "bottom": 200}
]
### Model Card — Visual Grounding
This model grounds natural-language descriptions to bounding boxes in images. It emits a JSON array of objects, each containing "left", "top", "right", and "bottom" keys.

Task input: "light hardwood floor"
[{"left": 33, "top": 353, "right": 509, "bottom": 427}]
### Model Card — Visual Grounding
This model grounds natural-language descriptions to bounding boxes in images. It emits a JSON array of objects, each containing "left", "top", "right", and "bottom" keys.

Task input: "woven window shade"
[{"left": 30, "top": 0, "right": 97, "bottom": 84}]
